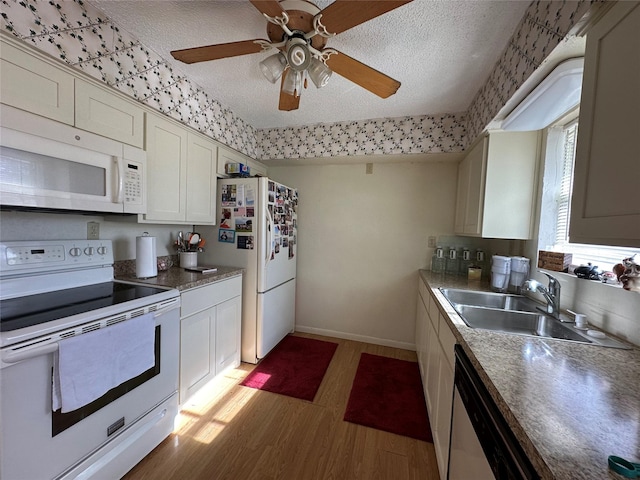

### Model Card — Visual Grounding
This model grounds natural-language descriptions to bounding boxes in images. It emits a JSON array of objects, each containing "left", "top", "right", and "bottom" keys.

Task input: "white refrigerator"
[{"left": 202, "top": 177, "right": 297, "bottom": 364}]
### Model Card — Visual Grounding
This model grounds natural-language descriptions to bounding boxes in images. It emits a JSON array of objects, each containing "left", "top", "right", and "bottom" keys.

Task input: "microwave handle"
[{"left": 114, "top": 156, "right": 124, "bottom": 204}]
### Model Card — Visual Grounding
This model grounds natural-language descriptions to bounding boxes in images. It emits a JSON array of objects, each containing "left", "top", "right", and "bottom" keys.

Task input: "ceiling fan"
[{"left": 170, "top": 0, "right": 413, "bottom": 111}]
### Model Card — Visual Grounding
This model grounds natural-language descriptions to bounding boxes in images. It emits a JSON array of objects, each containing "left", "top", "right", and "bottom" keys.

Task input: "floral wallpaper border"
[{"left": 1, "top": 0, "right": 593, "bottom": 161}]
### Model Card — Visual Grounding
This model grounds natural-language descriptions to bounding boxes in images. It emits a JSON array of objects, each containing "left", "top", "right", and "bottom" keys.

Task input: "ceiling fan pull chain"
[{"left": 313, "top": 15, "right": 336, "bottom": 38}]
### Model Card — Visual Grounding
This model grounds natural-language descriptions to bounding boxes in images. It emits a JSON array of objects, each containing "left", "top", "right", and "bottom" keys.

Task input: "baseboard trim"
[{"left": 294, "top": 325, "right": 416, "bottom": 351}]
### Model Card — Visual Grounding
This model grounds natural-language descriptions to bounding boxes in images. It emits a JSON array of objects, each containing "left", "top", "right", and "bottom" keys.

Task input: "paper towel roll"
[{"left": 136, "top": 233, "right": 157, "bottom": 278}]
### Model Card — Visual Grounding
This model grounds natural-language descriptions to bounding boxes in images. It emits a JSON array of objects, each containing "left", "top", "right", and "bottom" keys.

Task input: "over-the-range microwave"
[{"left": 0, "top": 105, "right": 146, "bottom": 215}]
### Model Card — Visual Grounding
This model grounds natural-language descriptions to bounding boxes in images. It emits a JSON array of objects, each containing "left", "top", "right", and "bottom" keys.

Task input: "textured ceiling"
[{"left": 90, "top": 0, "right": 530, "bottom": 129}]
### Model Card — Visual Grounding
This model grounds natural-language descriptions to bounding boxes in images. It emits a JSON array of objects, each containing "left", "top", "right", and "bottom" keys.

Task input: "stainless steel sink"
[
  {"left": 440, "top": 288, "right": 541, "bottom": 313},
  {"left": 439, "top": 288, "right": 630, "bottom": 349},
  {"left": 454, "top": 305, "right": 590, "bottom": 343}
]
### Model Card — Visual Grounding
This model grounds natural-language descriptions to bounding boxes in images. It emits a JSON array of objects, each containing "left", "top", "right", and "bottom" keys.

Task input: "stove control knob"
[
  {"left": 84, "top": 247, "right": 94, "bottom": 256},
  {"left": 96, "top": 246, "right": 108, "bottom": 255},
  {"left": 69, "top": 247, "right": 82, "bottom": 257}
]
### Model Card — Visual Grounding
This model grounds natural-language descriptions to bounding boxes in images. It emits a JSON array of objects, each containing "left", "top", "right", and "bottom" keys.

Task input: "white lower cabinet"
[
  {"left": 179, "top": 275, "right": 242, "bottom": 405},
  {"left": 416, "top": 277, "right": 455, "bottom": 480}
]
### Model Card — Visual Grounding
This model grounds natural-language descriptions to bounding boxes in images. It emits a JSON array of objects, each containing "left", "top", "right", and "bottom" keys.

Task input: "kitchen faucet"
[{"left": 523, "top": 272, "right": 562, "bottom": 320}]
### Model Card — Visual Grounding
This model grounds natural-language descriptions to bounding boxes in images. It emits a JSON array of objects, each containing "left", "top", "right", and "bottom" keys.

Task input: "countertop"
[
  {"left": 117, "top": 265, "right": 244, "bottom": 292},
  {"left": 420, "top": 270, "right": 640, "bottom": 480}
]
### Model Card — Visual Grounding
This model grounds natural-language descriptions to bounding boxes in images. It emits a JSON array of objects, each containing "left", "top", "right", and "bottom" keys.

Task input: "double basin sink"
[{"left": 440, "top": 288, "right": 629, "bottom": 349}]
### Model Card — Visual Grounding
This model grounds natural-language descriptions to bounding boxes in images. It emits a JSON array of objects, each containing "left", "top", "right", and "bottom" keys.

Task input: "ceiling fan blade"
[
  {"left": 325, "top": 50, "right": 401, "bottom": 98},
  {"left": 171, "top": 39, "right": 268, "bottom": 64},
  {"left": 279, "top": 70, "right": 300, "bottom": 111},
  {"left": 318, "top": 0, "right": 413, "bottom": 35},
  {"left": 250, "top": 0, "right": 286, "bottom": 19}
]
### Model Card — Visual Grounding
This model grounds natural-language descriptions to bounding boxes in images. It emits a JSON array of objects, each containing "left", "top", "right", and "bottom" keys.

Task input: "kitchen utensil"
[
  {"left": 189, "top": 233, "right": 200, "bottom": 246},
  {"left": 608, "top": 456, "right": 640, "bottom": 478}
]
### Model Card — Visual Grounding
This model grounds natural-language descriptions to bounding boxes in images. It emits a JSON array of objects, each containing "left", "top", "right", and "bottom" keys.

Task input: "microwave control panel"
[{"left": 124, "top": 160, "right": 143, "bottom": 205}]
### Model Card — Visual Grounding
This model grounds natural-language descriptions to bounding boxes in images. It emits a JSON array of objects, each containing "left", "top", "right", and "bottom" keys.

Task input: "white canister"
[
  {"left": 509, "top": 256, "right": 530, "bottom": 293},
  {"left": 136, "top": 233, "right": 157, "bottom": 278},
  {"left": 491, "top": 255, "right": 511, "bottom": 292}
]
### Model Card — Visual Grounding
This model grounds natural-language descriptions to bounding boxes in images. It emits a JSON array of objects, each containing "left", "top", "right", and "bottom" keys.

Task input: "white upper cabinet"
[
  {"left": 75, "top": 79, "right": 144, "bottom": 148},
  {"left": 186, "top": 132, "right": 218, "bottom": 223},
  {"left": 455, "top": 131, "right": 540, "bottom": 239},
  {"left": 141, "top": 112, "right": 217, "bottom": 224},
  {"left": 1, "top": 35, "right": 144, "bottom": 149},
  {"left": 0, "top": 36, "right": 74, "bottom": 125},
  {"left": 570, "top": 2, "right": 640, "bottom": 247}
]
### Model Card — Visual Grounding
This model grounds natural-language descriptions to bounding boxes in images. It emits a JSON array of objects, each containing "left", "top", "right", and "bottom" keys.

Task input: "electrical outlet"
[
  {"left": 428, "top": 236, "right": 437, "bottom": 248},
  {"left": 365, "top": 163, "right": 373, "bottom": 174},
  {"left": 87, "top": 221, "right": 100, "bottom": 240}
]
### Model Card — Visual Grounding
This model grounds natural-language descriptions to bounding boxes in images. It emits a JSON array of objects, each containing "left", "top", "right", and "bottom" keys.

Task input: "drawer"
[{"left": 181, "top": 275, "right": 242, "bottom": 318}]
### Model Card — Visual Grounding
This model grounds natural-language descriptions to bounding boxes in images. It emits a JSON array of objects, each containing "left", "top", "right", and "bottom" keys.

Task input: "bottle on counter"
[
  {"left": 431, "top": 245, "right": 446, "bottom": 274},
  {"left": 459, "top": 247, "right": 473, "bottom": 276},
  {"left": 475, "top": 249, "right": 490, "bottom": 280},
  {"left": 445, "top": 246, "right": 460, "bottom": 275}
]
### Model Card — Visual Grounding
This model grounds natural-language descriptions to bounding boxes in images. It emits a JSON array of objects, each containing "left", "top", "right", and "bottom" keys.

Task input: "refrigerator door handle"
[{"left": 265, "top": 208, "right": 274, "bottom": 266}]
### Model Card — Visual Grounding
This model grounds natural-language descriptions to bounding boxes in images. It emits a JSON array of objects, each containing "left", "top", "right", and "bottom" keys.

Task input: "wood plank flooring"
[{"left": 123, "top": 333, "right": 440, "bottom": 480}]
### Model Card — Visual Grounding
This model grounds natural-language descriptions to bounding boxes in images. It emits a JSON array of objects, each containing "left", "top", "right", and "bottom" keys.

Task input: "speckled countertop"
[
  {"left": 420, "top": 270, "right": 640, "bottom": 480},
  {"left": 116, "top": 265, "right": 244, "bottom": 291}
]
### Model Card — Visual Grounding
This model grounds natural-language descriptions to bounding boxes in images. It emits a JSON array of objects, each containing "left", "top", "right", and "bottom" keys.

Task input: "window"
[{"left": 541, "top": 120, "right": 639, "bottom": 273}]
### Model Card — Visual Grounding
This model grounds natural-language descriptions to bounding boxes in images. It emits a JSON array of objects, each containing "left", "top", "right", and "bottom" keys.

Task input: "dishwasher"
[{"left": 448, "top": 344, "right": 539, "bottom": 480}]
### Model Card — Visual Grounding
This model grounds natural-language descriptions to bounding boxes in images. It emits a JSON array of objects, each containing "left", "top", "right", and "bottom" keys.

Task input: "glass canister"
[
  {"left": 459, "top": 247, "right": 473, "bottom": 275},
  {"left": 431, "top": 246, "right": 446, "bottom": 273},
  {"left": 475, "top": 249, "right": 489, "bottom": 279},
  {"left": 446, "top": 246, "right": 460, "bottom": 275}
]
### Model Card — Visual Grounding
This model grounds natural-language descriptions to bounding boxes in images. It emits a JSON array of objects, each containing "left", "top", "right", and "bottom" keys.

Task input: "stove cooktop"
[{"left": 0, "top": 282, "right": 169, "bottom": 332}]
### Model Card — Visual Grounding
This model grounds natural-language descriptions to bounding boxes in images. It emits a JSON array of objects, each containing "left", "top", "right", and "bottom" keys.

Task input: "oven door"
[{"left": 0, "top": 306, "right": 179, "bottom": 480}]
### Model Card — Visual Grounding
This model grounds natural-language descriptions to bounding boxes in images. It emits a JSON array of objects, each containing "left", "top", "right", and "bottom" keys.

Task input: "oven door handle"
[{"left": 2, "top": 343, "right": 59, "bottom": 364}]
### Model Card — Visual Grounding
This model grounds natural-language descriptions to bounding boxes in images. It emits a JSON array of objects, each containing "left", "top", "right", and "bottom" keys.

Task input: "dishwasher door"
[
  {"left": 448, "top": 345, "right": 538, "bottom": 480},
  {"left": 448, "top": 385, "right": 495, "bottom": 479}
]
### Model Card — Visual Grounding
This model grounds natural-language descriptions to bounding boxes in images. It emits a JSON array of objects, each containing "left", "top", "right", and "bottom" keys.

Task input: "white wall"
[
  {"left": 0, "top": 210, "right": 179, "bottom": 261},
  {"left": 268, "top": 160, "right": 459, "bottom": 349}
]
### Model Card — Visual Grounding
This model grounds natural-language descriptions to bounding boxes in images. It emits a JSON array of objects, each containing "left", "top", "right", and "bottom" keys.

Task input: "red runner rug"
[
  {"left": 344, "top": 353, "right": 432, "bottom": 442},
  {"left": 240, "top": 335, "right": 338, "bottom": 401}
]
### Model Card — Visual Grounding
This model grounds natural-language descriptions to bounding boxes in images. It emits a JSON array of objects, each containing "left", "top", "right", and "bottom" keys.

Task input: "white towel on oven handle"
[{"left": 52, "top": 312, "right": 156, "bottom": 413}]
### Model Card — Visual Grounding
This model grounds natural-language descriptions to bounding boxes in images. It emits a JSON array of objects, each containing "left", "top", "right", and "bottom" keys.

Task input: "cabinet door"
[
  {"left": 454, "top": 156, "right": 470, "bottom": 234},
  {"left": 0, "top": 38, "right": 74, "bottom": 125},
  {"left": 180, "top": 307, "right": 216, "bottom": 404},
  {"left": 143, "top": 113, "right": 188, "bottom": 222},
  {"left": 217, "top": 147, "right": 240, "bottom": 177},
  {"left": 75, "top": 79, "right": 144, "bottom": 148},
  {"left": 463, "top": 137, "right": 487, "bottom": 236},
  {"left": 434, "top": 357, "right": 453, "bottom": 480},
  {"left": 483, "top": 131, "right": 539, "bottom": 239},
  {"left": 186, "top": 133, "right": 217, "bottom": 223},
  {"left": 570, "top": 2, "right": 640, "bottom": 247},
  {"left": 425, "top": 319, "right": 440, "bottom": 418},
  {"left": 215, "top": 296, "right": 242, "bottom": 375},
  {"left": 415, "top": 284, "right": 429, "bottom": 380},
  {"left": 246, "top": 158, "right": 268, "bottom": 177}
]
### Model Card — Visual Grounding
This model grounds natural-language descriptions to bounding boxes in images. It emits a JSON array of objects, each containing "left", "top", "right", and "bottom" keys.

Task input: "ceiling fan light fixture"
[
  {"left": 286, "top": 38, "right": 311, "bottom": 71},
  {"left": 259, "top": 52, "right": 287, "bottom": 83},
  {"left": 308, "top": 57, "right": 332, "bottom": 88},
  {"left": 282, "top": 69, "right": 303, "bottom": 97}
]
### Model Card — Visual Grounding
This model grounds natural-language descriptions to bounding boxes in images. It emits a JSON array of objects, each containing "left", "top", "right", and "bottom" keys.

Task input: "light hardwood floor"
[{"left": 123, "top": 332, "right": 440, "bottom": 480}]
